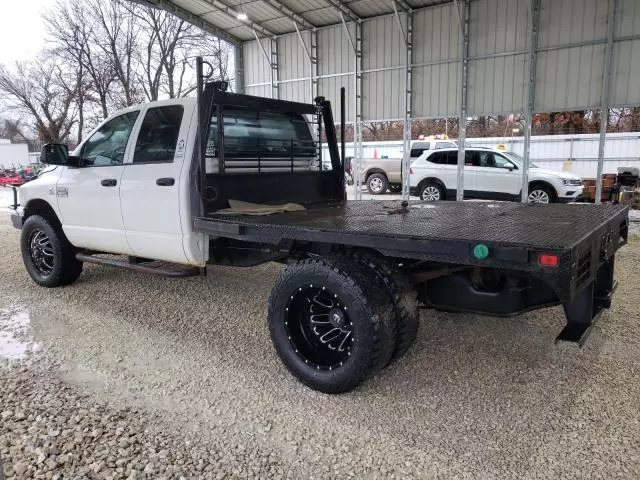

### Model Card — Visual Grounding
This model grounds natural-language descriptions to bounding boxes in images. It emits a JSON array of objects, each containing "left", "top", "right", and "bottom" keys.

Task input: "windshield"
[{"left": 502, "top": 151, "right": 539, "bottom": 168}]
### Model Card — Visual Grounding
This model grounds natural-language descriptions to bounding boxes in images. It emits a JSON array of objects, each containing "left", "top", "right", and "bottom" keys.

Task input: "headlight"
[{"left": 562, "top": 179, "right": 582, "bottom": 186}]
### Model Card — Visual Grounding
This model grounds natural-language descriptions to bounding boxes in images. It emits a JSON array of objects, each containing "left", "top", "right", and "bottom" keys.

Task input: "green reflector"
[{"left": 473, "top": 244, "right": 489, "bottom": 259}]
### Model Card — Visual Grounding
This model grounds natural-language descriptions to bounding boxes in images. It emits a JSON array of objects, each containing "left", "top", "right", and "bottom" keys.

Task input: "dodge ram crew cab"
[{"left": 8, "top": 58, "right": 628, "bottom": 394}]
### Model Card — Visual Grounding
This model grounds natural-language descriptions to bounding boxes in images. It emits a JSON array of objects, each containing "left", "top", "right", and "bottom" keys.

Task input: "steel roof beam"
[
  {"left": 391, "top": 0, "right": 413, "bottom": 13},
  {"left": 199, "top": 0, "right": 276, "bottom": 37},
  {"left": 261, "top": 0, "right": 317, "bottom": 30},
  {"left": 325, "top": 0, "right": 361, "bottom": 24},
  {"left": 129, "top": 0, "right": 242, "bottom": 45}
]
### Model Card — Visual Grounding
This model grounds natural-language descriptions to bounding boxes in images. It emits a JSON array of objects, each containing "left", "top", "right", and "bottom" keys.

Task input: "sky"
[{"left": 0, "top": 0, "right": 50, "bottom": 65}]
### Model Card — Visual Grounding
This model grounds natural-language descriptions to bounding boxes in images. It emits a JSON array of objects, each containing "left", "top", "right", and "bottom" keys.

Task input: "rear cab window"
[
  {"left": 133, "top": 105, "right": 184, "bottom": 164},
  {"left": 206, "top": 109, "right": 317, "bottom": 174}
]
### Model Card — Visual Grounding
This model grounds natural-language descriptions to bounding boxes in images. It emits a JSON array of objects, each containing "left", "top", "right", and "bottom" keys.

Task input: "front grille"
[
  {"left": 576, "top": 251, "right": 591, "bottom": 287},
  {"left": 568, "top": 179, "right": 582, "bottom": 186}
]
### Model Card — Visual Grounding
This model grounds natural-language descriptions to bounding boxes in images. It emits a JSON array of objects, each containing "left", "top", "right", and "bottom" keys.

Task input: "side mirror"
[
  {"left": 41, "top": 144, "right": 69, "bottom": 165},
  {"left": 41, "top": 144, "right": 79, "bottom": 167}
]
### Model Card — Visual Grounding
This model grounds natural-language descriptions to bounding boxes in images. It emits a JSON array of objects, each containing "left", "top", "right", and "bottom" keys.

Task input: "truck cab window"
[
  {"left": 81, "top": 111, "right": 139, "bottom": 167},
  {"left": 206, "top": 108, "right": 317, "bottom": 174},
  {"left": 133, "top": 106, "right": 184, "bottom": 164}
]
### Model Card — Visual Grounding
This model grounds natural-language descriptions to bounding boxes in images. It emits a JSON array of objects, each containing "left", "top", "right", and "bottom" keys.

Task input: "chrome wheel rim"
[
  {"left": 29, "top": 229, "right": 54, "bottom": 276},
  {"left": 528, "top": 190, "right": 550, "bottom": 204},
  {"left": 421, "top": 186, "right": 441, "bottom": 201},
  {"left": 369, "top": 177, "right": 384, "bottom": 193},
  {"left": 285, "top": 285, "right": 353, "bottom": 370}
]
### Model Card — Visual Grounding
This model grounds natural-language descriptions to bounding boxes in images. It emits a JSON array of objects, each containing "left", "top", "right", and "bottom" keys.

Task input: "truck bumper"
[{"left": 10, "top": 208, "right": 23, "bottom": 230}]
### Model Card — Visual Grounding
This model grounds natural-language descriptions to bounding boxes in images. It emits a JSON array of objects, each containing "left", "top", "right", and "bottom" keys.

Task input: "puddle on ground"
[{"left": 0, "top": 306, "right": 40, "bottom": 360}]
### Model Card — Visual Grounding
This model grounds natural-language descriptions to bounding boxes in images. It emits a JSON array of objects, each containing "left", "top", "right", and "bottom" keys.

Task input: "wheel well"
[
  {"left": 416, "top": 177, "right": 446, "bottom": 197},
  {"left": 365, "top": 169, "right": 388, "bottom": 181},
  {"left": 528, "top": 181, "right": 557, "bottom": 199},
  {"left": 23, "top": 199, "right": 61, "bottom": 228}
]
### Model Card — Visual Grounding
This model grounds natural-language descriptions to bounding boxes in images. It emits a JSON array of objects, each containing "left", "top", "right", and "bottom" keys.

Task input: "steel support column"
[
  {"left": 294, "top": 23, "right": 317, "bottom": 102},
  {"left": 595, "top": 0, "right": 618, "bottom": 204},
  {"left": 270, "top": 37, "right": 279, "bottom": 99},
  {"left": 354, "top": 22, "right": 363, "bottom": 200},
  {"left": 311, "top": 29, "right": 318, "bottom": 101},
  {"left": 521, "top": 0, "right": 540, "bottom": 203},
  {"left": 456, "top": 0, "right": 469, "bottom": 201},
  {"left": 234, "top": 43, "right": 244, "bottom": 93},
  {"left": 341, "top": 13, "right": 362, "bottom": 199},
  {"left": 253, "top": 31, "right": 277, "bottom": 99},
  {"left": 391, "top": 1, "right": 413, "bottom": 199}
]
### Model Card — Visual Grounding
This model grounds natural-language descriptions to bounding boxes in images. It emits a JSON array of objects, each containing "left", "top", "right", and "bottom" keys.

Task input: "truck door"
[
  {"left": 119, "top": 103, "right": 194, "bottom": 263},
  {"left": 56, "top": 110, "right": 140, "bottom": 254}
]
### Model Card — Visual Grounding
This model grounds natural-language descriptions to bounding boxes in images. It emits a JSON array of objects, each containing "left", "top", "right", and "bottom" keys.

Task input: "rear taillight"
[{"left": 538, "top": 253, "right": 559, "bottom": 268}]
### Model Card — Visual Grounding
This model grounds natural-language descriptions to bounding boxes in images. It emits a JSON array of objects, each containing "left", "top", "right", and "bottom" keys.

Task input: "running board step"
[{"left": 76, "top": 253, "right": 200, "bottom": 278}]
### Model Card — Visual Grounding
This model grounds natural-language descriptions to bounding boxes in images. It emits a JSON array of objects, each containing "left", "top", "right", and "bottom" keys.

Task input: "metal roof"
[{"left": 134, "top": 0, "right": 453, "bottom": 44}]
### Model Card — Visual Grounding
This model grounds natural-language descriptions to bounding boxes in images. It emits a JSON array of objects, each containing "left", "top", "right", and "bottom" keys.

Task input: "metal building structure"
[{"left": 137, "top": 0, "right": 640, "bottom": 202}]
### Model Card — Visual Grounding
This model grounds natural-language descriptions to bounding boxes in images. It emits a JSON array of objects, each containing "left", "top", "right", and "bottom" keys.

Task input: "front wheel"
[
  {"left": 20, "top": 215, "right": 83, "bottom": 287},
  {"left": 268, "top": 257, "right": 396, "bottom": 393},
  {"left": 528, "top": 185, "right": 554, "bottom": 204}
]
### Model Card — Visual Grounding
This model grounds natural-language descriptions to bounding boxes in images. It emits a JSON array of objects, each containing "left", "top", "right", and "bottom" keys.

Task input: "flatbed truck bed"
[{"left": 196, "top": 201, "right": 627, "bottom": 298}]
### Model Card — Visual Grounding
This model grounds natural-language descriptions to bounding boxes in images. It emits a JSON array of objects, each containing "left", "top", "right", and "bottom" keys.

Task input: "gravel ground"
[{"left": 1, "top": 210, "right": 640, "bottom": 479}]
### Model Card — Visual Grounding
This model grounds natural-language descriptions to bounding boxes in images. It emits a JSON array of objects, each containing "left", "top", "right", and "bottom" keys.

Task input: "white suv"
[{"left": 409, "top": 148, "right": 583, "bottom": 204}]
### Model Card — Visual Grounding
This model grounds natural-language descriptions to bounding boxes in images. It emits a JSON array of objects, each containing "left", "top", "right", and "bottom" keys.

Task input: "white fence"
[{"left": 323, "top": 132, "right": 640, "bottom": 178}]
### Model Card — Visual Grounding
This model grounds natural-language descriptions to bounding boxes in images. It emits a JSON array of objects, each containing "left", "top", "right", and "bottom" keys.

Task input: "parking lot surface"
[{"left": 1, "top": 209, "right": 639, "bottom": 479}]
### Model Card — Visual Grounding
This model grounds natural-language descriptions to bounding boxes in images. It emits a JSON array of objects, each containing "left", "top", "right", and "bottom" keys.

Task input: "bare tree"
[
  {"left": 44, "top": 0, "right": 117, "bottom": 124},
  {"left": 0, "top": 119, "right": 30, "bottom": 143},
  {"left": 125, "top": 4, "right": 203, "bottom": 100},
  {"left": 201, "top": 37, "right": 232, "bottom": 86},
  {"left": 88, "top": 0, "right": 141, "bottom": 108},
  {"left": 0, "top": 59, "right": 77, "bottom": 143}
]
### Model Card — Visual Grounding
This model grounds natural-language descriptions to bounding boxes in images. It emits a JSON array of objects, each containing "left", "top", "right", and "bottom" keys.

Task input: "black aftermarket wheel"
[
  {"left": 21, "top": 215, "right": 83, "bottom": 288},
  {"left": 268, "top": 257, "right": 396, "bottom": 393}
]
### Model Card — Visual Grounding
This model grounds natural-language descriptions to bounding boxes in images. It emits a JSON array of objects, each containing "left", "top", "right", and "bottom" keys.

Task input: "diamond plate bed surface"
[{"left": 203, "top": 201, "right": 628, "bottom": 250}]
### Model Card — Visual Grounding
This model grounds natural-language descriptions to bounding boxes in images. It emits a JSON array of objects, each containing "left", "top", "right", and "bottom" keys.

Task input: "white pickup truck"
[{"left": 7, "top": 59, "right": 628, "bottom": 393}]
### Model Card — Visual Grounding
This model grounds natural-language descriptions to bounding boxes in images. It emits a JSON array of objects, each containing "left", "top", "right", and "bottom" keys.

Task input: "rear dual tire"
[
  {"left": 268, "top": 254, "right": 419, "bottom": 393},
  {"left": 268, "top": 257, "right": 396, "bottom": 393}
]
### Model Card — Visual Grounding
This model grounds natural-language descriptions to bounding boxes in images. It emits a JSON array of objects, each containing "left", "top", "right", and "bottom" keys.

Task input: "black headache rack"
[
  {"left": 194, "top": 201, "right": 629, "bottom": 346},
  {"left": 194, "top": 57, "right": 345, "bottom": 214}
]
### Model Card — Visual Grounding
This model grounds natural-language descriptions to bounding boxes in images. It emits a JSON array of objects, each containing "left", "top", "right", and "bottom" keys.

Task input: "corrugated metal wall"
[
  {"left": 412, "top": 4, "right": 459, "bottom": 118},
  {"left": 467, "top": 0, "right": 527, "bottom": 116},
  {"left": 612, "top": 0, "right": 640, "bottom": 107},
  {"left": 242, "top": 0, "right": 640, "bottom": 121}
]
